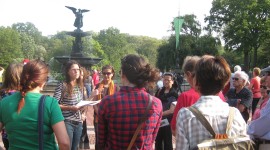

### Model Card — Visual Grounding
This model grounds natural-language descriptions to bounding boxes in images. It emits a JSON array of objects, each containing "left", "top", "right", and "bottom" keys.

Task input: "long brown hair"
[
  {"left": 18, "top": 60, "right": 49, "bottom": 113},
  {"left": 1, "top": 63, "right": 23, "bottom": 91},
  {"left": 64, "top": 60, "right": 83, "bottom": 95}
]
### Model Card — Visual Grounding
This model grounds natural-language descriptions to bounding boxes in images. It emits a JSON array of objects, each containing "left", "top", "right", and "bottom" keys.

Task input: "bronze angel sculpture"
[{"left": 65, "top": 6, "right": 90, "bottom": 29}]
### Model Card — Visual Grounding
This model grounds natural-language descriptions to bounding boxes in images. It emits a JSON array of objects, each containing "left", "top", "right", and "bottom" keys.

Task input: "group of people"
[{"left": 0, "top": 53, "right": 269, "bottom": 150}]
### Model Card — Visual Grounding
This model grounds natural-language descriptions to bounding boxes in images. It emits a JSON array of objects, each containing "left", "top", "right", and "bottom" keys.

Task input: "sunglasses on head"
[
  {"left": 260, "top": 85, "right": 267, "bottom": 89},
  {"left": 232, "top": 77, "right": 239, "bottom": 81},
  {"left": 102, "top": 72, "right": 112, "bottom": 76}
]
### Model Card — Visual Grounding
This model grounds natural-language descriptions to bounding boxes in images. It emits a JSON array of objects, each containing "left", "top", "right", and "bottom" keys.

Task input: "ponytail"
[{"left": 17, "top": 91, "right": 26, "bottom": 113}]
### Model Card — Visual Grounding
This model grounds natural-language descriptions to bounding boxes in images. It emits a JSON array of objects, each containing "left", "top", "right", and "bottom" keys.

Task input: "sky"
[{"left": 0, "top": 0, "right": 213, "bottom": 39}]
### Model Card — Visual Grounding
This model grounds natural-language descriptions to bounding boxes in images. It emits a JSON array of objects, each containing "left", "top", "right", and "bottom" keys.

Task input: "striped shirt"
[
  {"left": 53, "top": 82, "right": 83, "bottom": 122},
  {"left": 176, "top": 96, "right": 247, "bottom": 150}
]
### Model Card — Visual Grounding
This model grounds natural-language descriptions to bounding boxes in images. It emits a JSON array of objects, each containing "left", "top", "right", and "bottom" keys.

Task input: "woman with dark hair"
[
  {"left": 176, "top": 55, "right": 247, "bottom": 149},
  {"left": 98, "top": 54, "right": 162, "bottom": 149},
  {"left": 0, "top": 59, "right": 70, "bottom": 149},
  {"left": 53, "top": 60, "right": 92, "bottom": 150},
  {"left": 92, "top": 64, "right": 120, "bottom": 150},
  {"left": 0, "top": 63, "right": 23, "bottom": 149},
  {"left": 155, "top": 72, "right": 178, "bottom": 150}
]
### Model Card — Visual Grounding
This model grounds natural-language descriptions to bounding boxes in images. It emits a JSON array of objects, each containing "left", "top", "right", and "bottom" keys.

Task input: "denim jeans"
[
  {"left": 85, "top": 83, "right": 92, "bottom": 98},
  {"left": 65, "top": 120, "right": 83, "bottom": 150}
]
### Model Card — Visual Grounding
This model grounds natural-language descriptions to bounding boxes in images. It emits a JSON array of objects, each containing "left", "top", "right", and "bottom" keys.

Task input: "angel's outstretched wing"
[
  {"left": 65, "top": 6, "right": 77, "bottom": 14},
  {"left": 81, "top": 9, "right": 90, "bottom": 13}
]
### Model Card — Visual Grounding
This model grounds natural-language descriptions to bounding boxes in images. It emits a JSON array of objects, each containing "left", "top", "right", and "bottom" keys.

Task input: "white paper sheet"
[{"left": 76, "top": 100, "right": 101, "bottom": 107}]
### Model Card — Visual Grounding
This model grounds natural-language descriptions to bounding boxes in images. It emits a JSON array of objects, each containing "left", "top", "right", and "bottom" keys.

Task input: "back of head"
[
  {"left": 20, "top": 59, "right": 49, "bottom": 92},
  {"left": 182, "top": 56, "right": 200, "bottom": 74},
  {"left": 121, "top": 54, "right": 160, "bottom": 88},
  {"left": 234, "top": 65, "right": 241, "bottom": 72},
  {"left": 2, "top": 63, "right": 23, "bottom": 91},
  {"left": 19, "top": 59, "right": 49, "bottom": 113},
  {"left": 253, "top": 67, "right": 261, "bottom": 76},
  {"left": 194, "top": 55, "right": 231, "bottom": 95}
]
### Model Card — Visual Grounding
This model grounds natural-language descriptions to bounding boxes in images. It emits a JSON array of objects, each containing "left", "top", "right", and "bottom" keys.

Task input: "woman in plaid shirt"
[{"left": 98, "top": 54, "right": 163, "bottom": 150}]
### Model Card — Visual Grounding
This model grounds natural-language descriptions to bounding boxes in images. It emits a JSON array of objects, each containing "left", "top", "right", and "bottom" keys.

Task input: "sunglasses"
[
  {"left": 260, "top": 85, "right": 267, "bottom": 89},
  {"left": 232, "top": 77, "right": 239, "bottom": 81},
  {"left": 102, "top": 72, "right": 112, "bottom": 76}
]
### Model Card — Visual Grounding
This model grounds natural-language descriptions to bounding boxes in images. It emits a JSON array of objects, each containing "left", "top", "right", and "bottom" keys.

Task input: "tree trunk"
[
  {"left": 253, "top": 47, "right": 258, "bottom": 68},
  {"left": 243, "top": 50, "right": 249, "bottom": 72}
]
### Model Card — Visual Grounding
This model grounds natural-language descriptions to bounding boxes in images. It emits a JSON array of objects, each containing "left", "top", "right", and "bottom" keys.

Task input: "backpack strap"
[
  {"left": 226, "top": 107, "right": 235, "bottom": 134},
  {"left": 188, "top": 106, "right": 216, "bottom": 138}
]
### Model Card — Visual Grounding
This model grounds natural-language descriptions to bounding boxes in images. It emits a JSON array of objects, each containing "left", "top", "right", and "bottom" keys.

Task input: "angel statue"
[{"left": 65, "top": 6, "right": 90, "bottom": 29}]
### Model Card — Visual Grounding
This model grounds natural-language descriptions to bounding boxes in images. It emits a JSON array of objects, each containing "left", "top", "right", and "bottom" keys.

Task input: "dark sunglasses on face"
[
  {"left": 260, "top": 85, "right": 267, "bottom": 89},
  {"left": 102, "top": 72, "right": 112, "bottom": 76},
  {"left": 232, "top": 77, "right": 239, "bottom": 81}
]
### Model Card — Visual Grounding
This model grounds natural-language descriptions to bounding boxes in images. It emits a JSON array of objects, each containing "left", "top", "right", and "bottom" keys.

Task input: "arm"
[
  {"left": 171, "top": 94, "right": 184, "bottom": 136},
  {"left": 163, "top": 104, "right": 175, "bottom": 116},
  {"left": 53, "top": 121, "right": 70, "bottom": 150}
]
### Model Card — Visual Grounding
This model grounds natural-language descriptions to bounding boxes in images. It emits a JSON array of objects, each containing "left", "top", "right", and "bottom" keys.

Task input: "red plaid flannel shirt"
[{"left": 98, "top": 86, "right": 162, "bottom": 150}]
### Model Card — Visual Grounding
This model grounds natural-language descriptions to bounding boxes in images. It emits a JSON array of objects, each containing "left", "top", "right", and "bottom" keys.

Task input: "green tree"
[
  {"left": 0, "top": 27, "right": 23, "bottom": 67},
  {"left": 206, "top": 0, "right": 270, "bottom": 71}
]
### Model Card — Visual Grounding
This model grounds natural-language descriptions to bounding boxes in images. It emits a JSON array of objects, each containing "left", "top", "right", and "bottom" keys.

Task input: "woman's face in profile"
[{"left": 68, "top": 64, "right": 80, "bottom": 80}]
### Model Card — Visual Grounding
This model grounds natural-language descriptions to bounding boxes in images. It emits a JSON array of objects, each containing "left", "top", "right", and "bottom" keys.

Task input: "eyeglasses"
[
  {"left": 260, "top": 85, "right": 267, "bottom": 89},
  {"left": 102, "top": 72, "right": 112, "bottom": 76},
  {"left": 232, "top": 77, "right": 239, "bottom": 81}
]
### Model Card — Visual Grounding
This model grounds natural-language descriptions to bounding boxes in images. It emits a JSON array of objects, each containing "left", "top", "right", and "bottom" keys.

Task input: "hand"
[{"left": 69, "top": 105, "right": 82, "bottom": 112}]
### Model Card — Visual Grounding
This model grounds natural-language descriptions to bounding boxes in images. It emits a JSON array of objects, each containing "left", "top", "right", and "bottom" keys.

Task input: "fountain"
[{"left": 54, "top": 6, "right": 102, "bottom": 67}]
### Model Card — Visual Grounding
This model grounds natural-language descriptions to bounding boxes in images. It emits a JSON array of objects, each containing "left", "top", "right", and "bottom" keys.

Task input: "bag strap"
[
  {"left": 38, "top": 95, "right": 47, "bottom": 150},
  {"left": 188, "top": 106, "right": 216, "bottom": 138},
  {"left": 127, "top": 95, "right": 153, "bottom": 150},
  {"left": 226, "top": 107, "right": 235, "bottom": 134}
]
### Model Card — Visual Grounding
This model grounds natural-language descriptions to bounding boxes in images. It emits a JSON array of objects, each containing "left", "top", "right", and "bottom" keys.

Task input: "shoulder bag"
[{"left": 38, "top": 95, "right": 47, "bottom": 150}]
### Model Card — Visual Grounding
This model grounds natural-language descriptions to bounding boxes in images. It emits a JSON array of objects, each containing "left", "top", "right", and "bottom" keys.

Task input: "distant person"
[
  {"left": 251, "top": 76, "right": 269, "bottom": 120},
  {"left": 176, "top": 72, "right": 184, "bottom": 93},
  {"left": 0, "top": 63, "right": 23, "bottom": 149},
  {"left": 84, "top": 69, "right": 94, "bottom": 98},
  {"left": 155, "top": 72, "right": 178, "bottom": 150},
  {"left": 222, "top": 65, "right": 242, "bottom": 95},
  {"left": 0, "top": 59, "right": 70, "bottom": 149},
  {"left": 93, "top": 65, "right": 120, "bottom": 150},
  {"left": 248, "top": 67, "right": 261, "bottom": 115},
  {"left": 226, "top": 71, "right": 252, "bottom": 122},
  {"left": 92, "top": 69, "right": 100, "bottom": 87},
  {"left": 98, "top": 54, "right": 162, "bottom": 149},
  {"left": 176, "top": 55, "right": 247, "bottom": 150}
]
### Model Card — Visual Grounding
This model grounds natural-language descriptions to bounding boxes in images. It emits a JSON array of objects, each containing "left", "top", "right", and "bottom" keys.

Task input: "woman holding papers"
[
  {"left": 53, "top": 60, "right": 94, "bottom": 150},
  {"left": 155, "top": 72, "right": 178, "bottom": 150}
]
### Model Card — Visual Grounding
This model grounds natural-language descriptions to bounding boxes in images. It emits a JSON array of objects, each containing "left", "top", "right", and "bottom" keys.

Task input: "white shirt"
[{"left": 176, "top": 95, "right": 247, "bottom": 150}]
